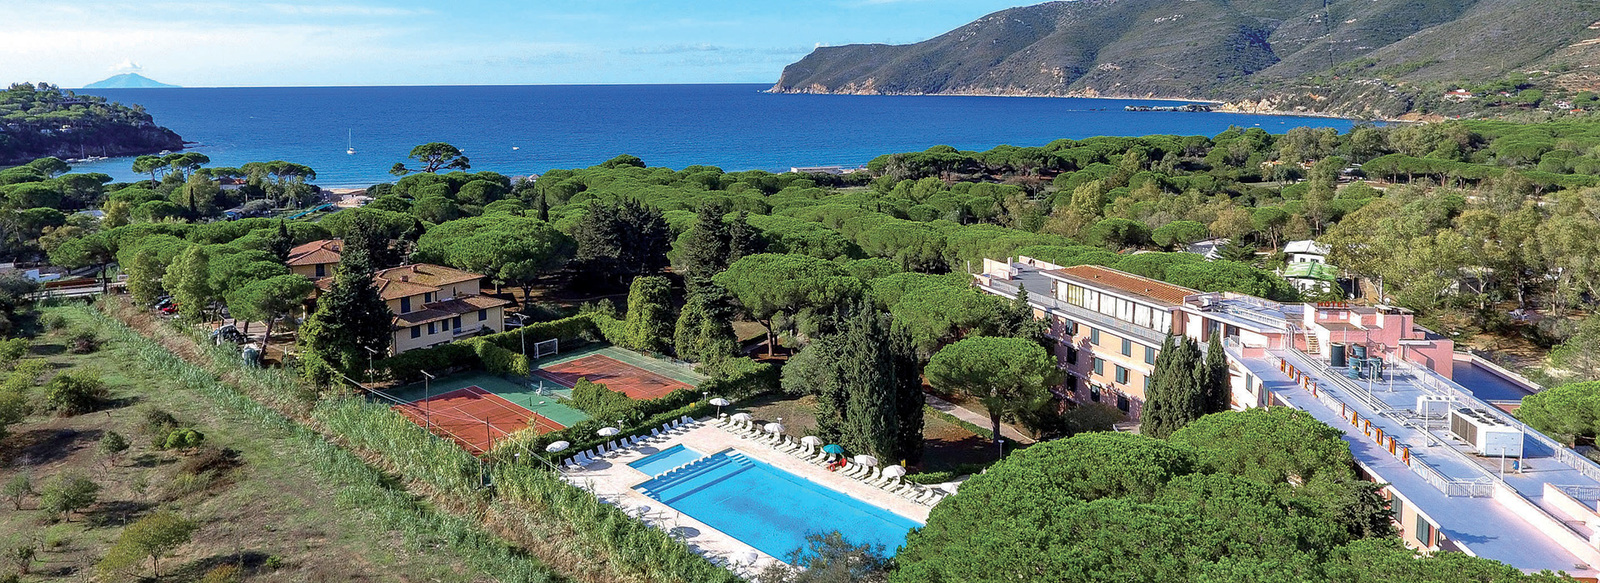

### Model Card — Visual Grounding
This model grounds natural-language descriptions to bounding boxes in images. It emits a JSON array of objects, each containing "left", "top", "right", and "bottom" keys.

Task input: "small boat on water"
[{"left": 346, "top": 130, "right": 356, "bottom": 155}]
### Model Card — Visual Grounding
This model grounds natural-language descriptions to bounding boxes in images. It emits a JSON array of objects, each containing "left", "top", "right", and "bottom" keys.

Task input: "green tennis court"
[{"left": 389, "top": 371, "right": 592, "bottom": 428}]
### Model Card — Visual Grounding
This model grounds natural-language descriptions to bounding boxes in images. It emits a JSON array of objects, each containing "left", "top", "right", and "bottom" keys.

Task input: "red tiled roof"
[
  {"left": 286, "top": 239, "right": 343, "bottom": 267},
  {"left": 1047, "top": 265, "right": 1197, "bottom": 306}
]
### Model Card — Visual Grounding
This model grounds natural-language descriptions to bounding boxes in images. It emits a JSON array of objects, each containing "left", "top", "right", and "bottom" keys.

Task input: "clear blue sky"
[{"left": 0, "top": 0, "right": 1029, "bottom": 87}]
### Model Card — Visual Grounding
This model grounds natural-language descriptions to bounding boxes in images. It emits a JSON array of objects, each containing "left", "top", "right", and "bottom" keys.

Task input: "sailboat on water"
[{"left": 346, "top": 130, "right": 356, "bottom": 155}]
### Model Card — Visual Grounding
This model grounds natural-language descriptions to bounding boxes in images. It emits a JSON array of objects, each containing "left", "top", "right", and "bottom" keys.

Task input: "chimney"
[{"left": 400, "top": 275, "right": 409, "bottom": 282}]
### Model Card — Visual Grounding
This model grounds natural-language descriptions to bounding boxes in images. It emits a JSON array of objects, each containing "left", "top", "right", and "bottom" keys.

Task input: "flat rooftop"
[{"left": 1232, "top": 347, "right": 1600, "bottom": 575}]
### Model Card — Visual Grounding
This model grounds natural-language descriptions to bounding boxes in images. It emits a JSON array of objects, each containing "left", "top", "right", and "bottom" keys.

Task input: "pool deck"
[{"left": 561, "top": 420, "right": 930, "bottom": 573}]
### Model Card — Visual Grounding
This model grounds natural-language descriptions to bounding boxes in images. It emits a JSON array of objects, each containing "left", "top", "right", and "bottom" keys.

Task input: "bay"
[{"left": 75, "top": 84, "right": 1355, "bottom": 187}]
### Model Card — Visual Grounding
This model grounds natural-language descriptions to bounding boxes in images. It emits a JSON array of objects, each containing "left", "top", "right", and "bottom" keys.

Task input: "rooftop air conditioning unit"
[{"left": 1448, "top": 408, "right": 1524, "bottom": 457}]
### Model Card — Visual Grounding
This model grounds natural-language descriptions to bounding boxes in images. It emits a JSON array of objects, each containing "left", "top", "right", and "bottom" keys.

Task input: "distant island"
[
  {"left": 772, "top": 0, "right": 1600, "bottom": 120},
  {"left": 83, "top": 73, "right": 179, "bottom": 89},
  {"left": 0, "top": 82, "right": 184, "bottom": 165}
]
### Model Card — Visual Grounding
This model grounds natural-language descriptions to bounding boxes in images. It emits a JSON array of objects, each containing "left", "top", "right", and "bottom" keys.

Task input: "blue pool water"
[
  {"left": 635, "top": 450, "right": 920, "bottom": 559},
  {"left": 628, "top": 444, "right": 705, "bottom": 476}
]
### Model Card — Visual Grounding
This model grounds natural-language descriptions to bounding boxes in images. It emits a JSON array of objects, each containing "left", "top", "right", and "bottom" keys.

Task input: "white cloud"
[{"left": 110, "top": 59, "right": 143, "bottom": 73}]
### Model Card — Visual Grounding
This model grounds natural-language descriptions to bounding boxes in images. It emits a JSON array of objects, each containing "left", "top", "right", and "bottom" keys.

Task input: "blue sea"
[{"left": 74, "top": 84, "right": 1355, "bottom": 187}]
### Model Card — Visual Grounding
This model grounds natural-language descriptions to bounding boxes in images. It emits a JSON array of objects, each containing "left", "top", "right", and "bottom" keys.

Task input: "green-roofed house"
[{"left": 1281, "top": 240, "right": 1342, "bottom": 297}]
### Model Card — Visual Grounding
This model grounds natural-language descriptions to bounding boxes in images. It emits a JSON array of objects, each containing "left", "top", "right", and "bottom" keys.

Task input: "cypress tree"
[
  {"left": 726, "top": 211, "right": 763, "bottom": 262},
  {"left": 1143, "top": 335, "right": 1204, "bottom": 439},
  {"left": 622, "top": 275, "right": 675, "bottom": 354},
  {"left": 813, "top": 301, "right": 924, "bottom": 463},
  {"left": 676, "top": 203, "right": 730, "bottom": 288},
  {"left": 267, "top": 220, "right": 293, "bottom": 262},
  {"left": 674, "top": 288, "right": 739, "bottom": 364},
  {"left": 299, "top": 251, "right": 392, "bottom": 382},
  {"left": 1203, "top": 335, "right": 1231, "bottom": 414},
  {"left": 343, "top": 212, "right": 395, "bottom": 268}
]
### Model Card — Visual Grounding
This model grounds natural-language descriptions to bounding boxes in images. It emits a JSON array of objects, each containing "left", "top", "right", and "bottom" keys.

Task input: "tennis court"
[
  {"left": 392, "top": 386, "right": 562, "bottom": 453},
  {"left": 389, "top": 371, "right": 591, "bottom": 429},
  {"left": 533, "top": 346, "right": 705, "bottom": 400}
]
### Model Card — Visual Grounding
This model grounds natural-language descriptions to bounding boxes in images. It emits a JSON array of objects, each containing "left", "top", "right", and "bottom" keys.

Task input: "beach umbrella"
[
  {"left": 730, "top": 412, "right": 753, "bottom": 423},
  {"left": 597, "top": 427, "right": 620, "bottom": 437},
  {"left": 709, "top": 397, "right": 730, "bottom": 415},
  {"left": 764, "top": 422, "right": 785, "bottom": 434},
  {"left": 545, "top": 441, "right": 571, "bottom": 453},
  {"left": 822, "top": 444, "right": 845, "bottom": 455},
  {"left": 881, "top": 465, "right": 907, "bottom": 478},
  {"left": 854, "top": 454, "right": 878, "bottom": 467},
  {"left": 800, "top": 436, "right": 823, "bottom": 447}
]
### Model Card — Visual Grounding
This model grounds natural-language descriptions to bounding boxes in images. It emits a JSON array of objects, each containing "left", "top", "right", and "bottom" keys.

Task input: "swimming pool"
[
  {"left": 628, "top": 444, "right": 705, "bottom": 476},
  {"left": 635, "top": 450, "right": 921, "bottom": 559}
]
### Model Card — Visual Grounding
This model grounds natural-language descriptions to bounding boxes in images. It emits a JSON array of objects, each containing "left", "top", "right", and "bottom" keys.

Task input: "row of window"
[
  {"left": 406, "top": 310, "right": 491, "bottom": 339},
  {"left": 1089, "top": 358, "right": 1150, "bottom": 391},
  {"left": 1078, "top": 324, "right": 1157, "bottom": 364},
  {"left": 1057, "top": 282, "right": 1173, "bottom": 333},
  {"left": 1085, "top": 382, "right": 1131, "bottom": 413}
]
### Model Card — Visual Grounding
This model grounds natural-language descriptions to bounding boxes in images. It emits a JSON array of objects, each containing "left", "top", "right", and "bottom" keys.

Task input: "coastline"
[{"left": 765, "top": 86, "right": 1392, "bottom": 122}]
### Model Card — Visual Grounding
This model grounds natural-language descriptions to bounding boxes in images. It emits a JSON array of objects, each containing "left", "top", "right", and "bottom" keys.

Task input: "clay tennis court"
[
  {"left": 532, "top": 354, "right": 691, "bottom": 400},
  {"left": 393, "top": 386, "right": 564, "bottom": 453}
]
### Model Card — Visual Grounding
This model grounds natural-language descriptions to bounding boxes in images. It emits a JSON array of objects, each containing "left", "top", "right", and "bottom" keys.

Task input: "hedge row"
[
  {"left": 375, "top": 314, "right": 596, "bottom": 382},
  {"left": 697, "top": 356, "right": 779, "bottom": 401}
]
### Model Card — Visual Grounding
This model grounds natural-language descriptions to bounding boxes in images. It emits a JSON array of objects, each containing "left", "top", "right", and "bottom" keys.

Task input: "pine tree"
[
  {"left": 299, "top": 252, "right": 392, "bottom": 383},
  {"left": 726, "top": 210, "right": 762, "bottom": 262},
  {"left": 572, "top": 199, "right": 671, "bottom": 287},
  {"left": 676, "top": 203, "right": 730, "bottom": 289},
  {"left": 1203, "top": 335, "right": 1231, "bottom": 414},
  {"left": 126, "top": 249, "right": 166, "bottom": 308},
  {"left": 1143, "top": 335, "right": 1204, "bottom": 439},
  {"left": 996, "top": 284, "right": 1049, "bottom": 348},
  {"left": 622, "top": 275, "right": 675, "bottom": 354}
]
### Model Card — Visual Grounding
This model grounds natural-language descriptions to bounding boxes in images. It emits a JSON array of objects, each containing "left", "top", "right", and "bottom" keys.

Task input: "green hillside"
[
  {"left": 772, "top": 0, "right": 1600, "bottom": 118},
  {"left": 0, "top": 82, "right": 183, "bottom": 164}
]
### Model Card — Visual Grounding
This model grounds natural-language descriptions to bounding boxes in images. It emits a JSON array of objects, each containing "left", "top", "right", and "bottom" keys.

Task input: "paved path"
[{"left": 924, "top": 394, "right": 1036, "bottom": 444}]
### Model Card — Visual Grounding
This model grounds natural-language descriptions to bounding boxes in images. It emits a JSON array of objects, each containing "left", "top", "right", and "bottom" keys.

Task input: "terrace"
[
  {"left": 1233, "top": 345, "right": 1600, "bottom": 575},
  {"left": 975, "top": 267, "right": 1170, "bottom": 347}
]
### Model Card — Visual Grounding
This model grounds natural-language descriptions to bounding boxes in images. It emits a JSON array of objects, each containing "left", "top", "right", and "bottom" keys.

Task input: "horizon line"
[{"left": 73, "top": 81, "right": 782, "bottom": 90}]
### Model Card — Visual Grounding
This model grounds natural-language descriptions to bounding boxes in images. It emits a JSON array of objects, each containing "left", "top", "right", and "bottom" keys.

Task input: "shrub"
[
  {"left": 200, "top": 565, "right": 242, "bottom": 583},
  {"left": 40, "top": 313, "right": 66, "bottom": 330},
  {"left": 2, "top": 474, "right": 33, "bottom": 510},
  {"left": 162, "top": 428, "right": 205, "bottom": 450},
  {"left": 97, "top": 431, "right": 130, "bottom": 459},
  {"left": 570, "top": 379, "right": 637, "bottom": 421},
  {"left": 470, "top": 339, "right": 529, "bottom": 376},
  {"left": 96, "top": 509, "right": 198, "bottom": 578},
  {"left": 67, "top": 330, "right": 100, "bottom": 354},
  {"left": 43, "top": 371, "right": 109, "bottom": 415},
  {"left": 38, "top": 472, "right": 98, "bottom": 520},
  {"left": 0, "top": 338, "right": 28, "bottom": 367}
]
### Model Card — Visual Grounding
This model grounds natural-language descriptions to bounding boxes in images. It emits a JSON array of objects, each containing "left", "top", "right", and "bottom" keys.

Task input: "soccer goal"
[{"left": 533, "top": 338, "right": 559, "bottom": 360}]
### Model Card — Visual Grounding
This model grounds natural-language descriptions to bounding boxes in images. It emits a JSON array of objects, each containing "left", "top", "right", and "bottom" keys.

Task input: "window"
[
  {"left": 1415, "top": 516, "right": 1434, "bottom": 547},
  {"left": 427, "top": 322, "right": 436, "bottom": 335},
  {"left": 1090, "top": 328, "right": 1100, "bottom": 345},
  {"left": 1066, "top": 284, "right": 1087, "bottom": 308},
  {"left": 452, "top": 316, "right": 461, "bottom": 330},
  {"left": 1121, "top": 339, "right": 1132, "bottom": 357},
  {"left": 1390, "top": 493, "right": 1404, "bottom": 522},
  {"left": 478, "top": 309, "right": 487, "bottom": 321},
  {"left": 1065, "top": 346, "right": 1078, "bottom": 365},
  {"left": 315, "top": 264, "right": 326, "bottom": 277},
  {"left": 1145, "top": 346, "right": 1156, "bottom": 365},
  {"left": 1089, "top": 385, "right": 1101, "bottom": 402},
  {"left": 410, "top": 326, "right": 421, "bottom": 339},
  {"left": 1143, "top": 375, "right": 1150, "bottom": 392},
  {"left": 1093, "top": 358, "right": 1104, "bottom": 376},
  {"left": 1133, "top": 304, "right": 1152, "bottom": 328},
  {"left": 1116, "top": 393, "right": 1130, "bottom": 412},
  {"left": 424, "top": 292, "right": 434, "bottom": 303},
  {"left": 400, "top": 297, "right": 411, "bottom": 313},
  {"left": 1115, "top": 365, "right": 1128, "bottom": 384}
]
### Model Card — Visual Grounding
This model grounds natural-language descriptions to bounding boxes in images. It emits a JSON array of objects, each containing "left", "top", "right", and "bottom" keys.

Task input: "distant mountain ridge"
[
  {"left": 772, "top": 0, "right": 1600, "bottom": 118},
  {"left": 83, "top": 73, "right": 179, "bottom": 89}
]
